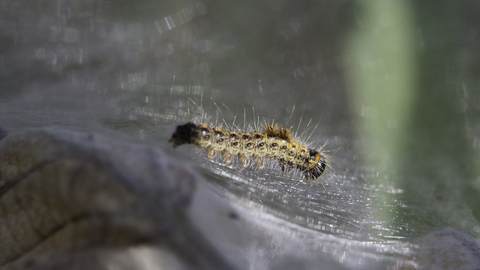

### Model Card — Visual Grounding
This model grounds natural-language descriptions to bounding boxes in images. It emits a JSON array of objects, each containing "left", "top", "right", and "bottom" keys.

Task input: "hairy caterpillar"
[{"left": 168, "top": 122, "right": 327, "bottom": 180}]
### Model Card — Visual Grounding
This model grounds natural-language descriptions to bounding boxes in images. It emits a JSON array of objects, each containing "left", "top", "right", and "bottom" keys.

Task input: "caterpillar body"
[{"left": 169, "top": 122, "right": 327, "bottom": 180}]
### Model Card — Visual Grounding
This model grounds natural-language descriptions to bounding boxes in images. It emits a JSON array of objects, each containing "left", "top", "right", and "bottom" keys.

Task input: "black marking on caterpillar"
[{"left": 169, "top": 122, "right": 327, "bottom": 180}]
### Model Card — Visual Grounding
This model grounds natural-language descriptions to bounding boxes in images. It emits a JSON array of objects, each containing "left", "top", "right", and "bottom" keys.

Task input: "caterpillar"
[{"left": 168, "top": 122, "right": 327, "bottom": 180}]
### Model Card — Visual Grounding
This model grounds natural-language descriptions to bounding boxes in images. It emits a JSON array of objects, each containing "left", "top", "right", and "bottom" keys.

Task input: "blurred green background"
[{"left": 346, "top": 0, "right": 480, "bottom": 238}]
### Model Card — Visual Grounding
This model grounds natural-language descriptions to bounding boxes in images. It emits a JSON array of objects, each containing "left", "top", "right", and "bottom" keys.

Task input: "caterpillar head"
[{"left": 168, "top": 122, "right": 199, "bottom": 148}]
